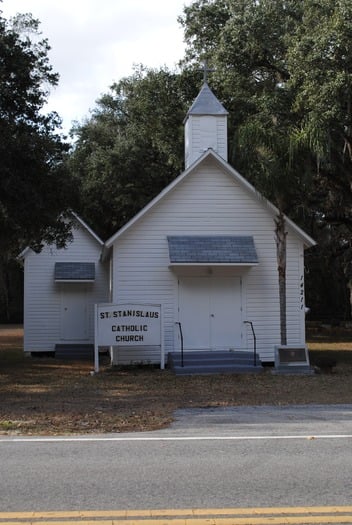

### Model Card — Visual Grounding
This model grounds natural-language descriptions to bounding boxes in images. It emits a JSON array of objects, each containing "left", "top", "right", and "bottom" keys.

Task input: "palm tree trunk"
[{"left": 275, "top": 211, "right": 287, "bottom": 345}]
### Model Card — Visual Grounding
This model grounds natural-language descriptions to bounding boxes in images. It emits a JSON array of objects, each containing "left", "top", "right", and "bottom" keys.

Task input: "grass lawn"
[{"left": 0, "top": 325, "right": 352, "bottom": 435}]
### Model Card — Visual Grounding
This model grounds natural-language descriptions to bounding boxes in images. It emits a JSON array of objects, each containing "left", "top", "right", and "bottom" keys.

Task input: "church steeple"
[{"left": 184, "top": 82, "right": 229, "bottom": 168}]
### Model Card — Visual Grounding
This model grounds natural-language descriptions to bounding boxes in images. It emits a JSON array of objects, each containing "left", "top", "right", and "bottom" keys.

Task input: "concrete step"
[
  {"left": 173, "top": 364, "right": 263, "bottom": 376},
  {"left": 172, "top": 356, "right": 258, "bottom": 366},
  {"left": 170, "top": 356, "right": 257, "bottom": 367},
  {"left": 168, "top": 350, "right": 262, "bottom": 375},
  {"left": 169, "top": 351, "right": 258, "bottom": 364}
]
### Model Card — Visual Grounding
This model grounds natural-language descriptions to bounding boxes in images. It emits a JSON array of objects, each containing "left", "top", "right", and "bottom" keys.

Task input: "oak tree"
[{"left": 0, "top": 9, "right": 75, "bottom": 319}]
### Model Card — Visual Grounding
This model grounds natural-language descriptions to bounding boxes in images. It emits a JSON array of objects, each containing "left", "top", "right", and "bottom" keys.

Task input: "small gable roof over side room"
[{"left": 19, "top": 211, "right": 104, "bottom": 260}]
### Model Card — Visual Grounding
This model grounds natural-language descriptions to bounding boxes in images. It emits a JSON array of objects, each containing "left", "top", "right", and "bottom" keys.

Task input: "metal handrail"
[
  {"left": 175, "top": 322, "right": 184, "bottom": 367},
  {"left": 244, "top": 320, "right": 257, "bottom": 367}
]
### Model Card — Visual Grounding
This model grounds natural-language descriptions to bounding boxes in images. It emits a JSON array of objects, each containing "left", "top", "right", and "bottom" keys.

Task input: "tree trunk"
[
  {"left": 275, "top": 211, "right": 287, "bottom": 345},
  {"left": 348, "top": 280, "right": 352, "bottom": 320},
  {"left": 0, "top": 255, "right": 10, "bottom": 322}
]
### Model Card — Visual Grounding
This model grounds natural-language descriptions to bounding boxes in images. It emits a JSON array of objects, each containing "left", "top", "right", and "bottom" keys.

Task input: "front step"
[
  {"left": 172, "top": 364, "right": 263, "bottom": 375},
  {"left": 55, "top": 344, "right": 94, "bottom": 360},
  {"left": 169, "top": 350, "right": 257, "bottom": 366},
  {"left": 168, "top": 350, "right": 262, "bottom": 375}
]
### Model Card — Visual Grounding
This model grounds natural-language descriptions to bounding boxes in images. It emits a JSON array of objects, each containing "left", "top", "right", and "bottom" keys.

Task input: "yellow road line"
[
  {"left": 2, "top": 517, "right": 352, "bottom": 525},
  {"left": 1, "top": 506, "right": 352, "bottom": 519},
  {"left": 1, "top": 507, "right": 352, "bottom": 524}
]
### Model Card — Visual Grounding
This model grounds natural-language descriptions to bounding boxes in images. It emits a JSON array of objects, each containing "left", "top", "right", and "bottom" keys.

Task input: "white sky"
[{"left": 1, "top": 0, "right": 191, "bottom": 136}]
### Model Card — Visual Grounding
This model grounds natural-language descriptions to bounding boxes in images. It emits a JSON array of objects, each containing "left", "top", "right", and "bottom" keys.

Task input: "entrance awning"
[
  {"left": 54, "top": 262, "right": 95, "bottom": 282},
  {"left": 167, "top": 236, "right": 258, "bottom": 265}
]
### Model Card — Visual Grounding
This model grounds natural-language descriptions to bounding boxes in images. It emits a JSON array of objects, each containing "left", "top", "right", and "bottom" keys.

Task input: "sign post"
[{"left": 94, "top": 304, "right": 99, "bottom": 373}]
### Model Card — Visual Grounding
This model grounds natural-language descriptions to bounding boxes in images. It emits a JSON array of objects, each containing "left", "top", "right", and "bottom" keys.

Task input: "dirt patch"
[
  {"left": 1, "top": 326, "right": 352, "bottom": 435},
  {"left": 0, "top": 324, "right": 23, "bottom": 347}
]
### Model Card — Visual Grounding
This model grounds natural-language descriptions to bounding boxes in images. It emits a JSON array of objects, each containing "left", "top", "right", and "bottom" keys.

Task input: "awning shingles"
[
  {"left": 54, "top": 262, "right": 95, "bottom": 281},
  {"left": 167, "top": 236, "right": 258, "bottom": 264}
]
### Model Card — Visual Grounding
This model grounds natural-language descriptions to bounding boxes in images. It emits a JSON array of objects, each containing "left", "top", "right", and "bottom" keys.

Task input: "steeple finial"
[{"left": 201, "top": 59, "right": 215, "bottom": 83}]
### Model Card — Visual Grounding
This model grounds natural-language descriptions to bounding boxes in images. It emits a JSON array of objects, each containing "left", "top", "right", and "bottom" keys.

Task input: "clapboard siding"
[
  {"left": 185, "top": 115, "right": 228, "bottom": 167},
  {"left": 23, "top": 222, "right": 108, "bottom": 353},
  {"left": 111, "top": 156, "right": 307, "bottom": 363}
]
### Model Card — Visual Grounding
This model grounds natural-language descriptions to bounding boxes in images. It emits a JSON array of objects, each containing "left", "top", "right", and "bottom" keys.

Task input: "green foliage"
[
  {"left": 70, "top": 66, "right": 198, "bottom": 239},
  {"left": 287, "top": 0, "right": 352, "bottom": 227},
  {"left": 180, "top": 0, "right": 231, "bottom": 61},
  {"left": 0, "top": 12, "right": 75, "bottom": 256},
  {"left": 0, "top": 10, "right": 77, "bottom": 320},
  {"left": 287, "top": 1, "right": 352, "bottom": 310},
  {"left": 180, "top": 0, "right": 352, "bottom": 319}
]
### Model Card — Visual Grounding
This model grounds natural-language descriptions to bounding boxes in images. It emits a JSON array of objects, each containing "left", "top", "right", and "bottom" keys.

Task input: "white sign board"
[{"left": 95, "top": 303, "right": 161, "bottom": 347}]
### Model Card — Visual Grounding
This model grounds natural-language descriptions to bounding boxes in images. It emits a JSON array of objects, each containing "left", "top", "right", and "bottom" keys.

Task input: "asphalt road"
[{"left": 1, "top": 404, "right": 352, "bottom": 512}]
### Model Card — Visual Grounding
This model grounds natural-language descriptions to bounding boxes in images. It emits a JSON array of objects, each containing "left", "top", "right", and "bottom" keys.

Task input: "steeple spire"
[
  {"left": 184, "top": 81, "right": 229, "bottom": 168},
  {"left": 186, "top": 83, "right": 228, "bottom": 118}
]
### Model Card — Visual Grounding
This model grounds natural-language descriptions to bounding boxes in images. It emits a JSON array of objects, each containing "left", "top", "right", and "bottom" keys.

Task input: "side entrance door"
[
  {"left": 178, "top": 276, "right": 242, "bottom": 350},
  {"left": 60, "top": 285, "right": 89, "bottom": 340}
]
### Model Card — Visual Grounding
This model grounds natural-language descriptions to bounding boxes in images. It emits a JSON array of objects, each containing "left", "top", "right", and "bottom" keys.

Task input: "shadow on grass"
[{"left": 1, "top": 325, "right": 352, "bottom": 435}]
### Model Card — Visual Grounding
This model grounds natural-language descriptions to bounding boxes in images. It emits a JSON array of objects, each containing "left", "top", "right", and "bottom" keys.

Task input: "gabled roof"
[
  {"left": 19, "top": 211, "right": 103, "bottom": 259},
  {"left": 71, "top": 212, "right": 104, "bottom": 246},
  {"left": 105, "top": 149, "right": 316, "bottom": 249},
  {"left": 185, "top": 82, "right": 229, "bottom": 118}
]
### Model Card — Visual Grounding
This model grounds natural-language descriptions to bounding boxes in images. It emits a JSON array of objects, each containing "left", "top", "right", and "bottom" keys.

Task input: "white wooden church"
[{"left": 21, "top": 82, "right": 315, "bottom": 366}]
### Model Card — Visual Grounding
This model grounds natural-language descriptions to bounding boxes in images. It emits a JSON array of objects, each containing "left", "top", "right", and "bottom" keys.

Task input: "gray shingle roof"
[
  {"left": 187, "top": 83, "right": 228, "bottom": 117},
  {"left": 167, "top": 236, "right": 258, "bottom": 264},
  {"left": 54, "top": 262, "right": 95, "bottom": 281}
]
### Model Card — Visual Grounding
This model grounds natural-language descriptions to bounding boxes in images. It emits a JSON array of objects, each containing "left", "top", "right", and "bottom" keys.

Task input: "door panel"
[
  {"left": 210, "top": 277, "right": 242, "bottom": 349},
  {"left": 60, "top": 285, "right": 88, "bottom": 340},
  {"left": 179, "top": 277, "right": 210, "bottom": 349}
]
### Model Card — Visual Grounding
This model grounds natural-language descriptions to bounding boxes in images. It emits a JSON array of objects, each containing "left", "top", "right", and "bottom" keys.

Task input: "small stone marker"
[{"left": 273, "top": 345, "right": 314, "bottom": 375}]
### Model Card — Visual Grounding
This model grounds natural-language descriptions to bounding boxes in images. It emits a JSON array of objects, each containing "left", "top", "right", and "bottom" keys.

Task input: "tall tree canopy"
[
  {"left": 70, "top": 66, "right": 198, "bottom": 239},
  {"left": 0, "top": 8, "right": 75, "bottom": 320},
  {"left": 179, "top": 0, "right": 352, "bottom": 321},
  {"left": 0, "top": 10, "right": 75, "bottom": 256},
  {"left": 287, "top": 0, "right": 352, "bottom": 319}
]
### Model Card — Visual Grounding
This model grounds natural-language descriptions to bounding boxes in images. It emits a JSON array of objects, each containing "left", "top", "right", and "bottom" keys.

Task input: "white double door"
[{"left": 178, "top": 276, "right": 243, "bottom": 351}]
